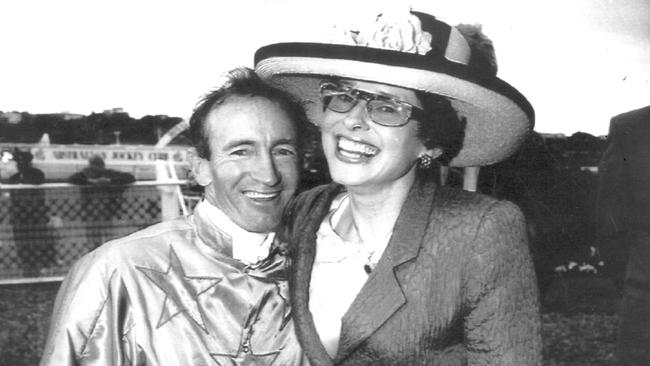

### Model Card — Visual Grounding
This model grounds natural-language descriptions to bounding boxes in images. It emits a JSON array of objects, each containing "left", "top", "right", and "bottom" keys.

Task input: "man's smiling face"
[{"left": 196, "top": 95, "right": 300, "bottom": 233}]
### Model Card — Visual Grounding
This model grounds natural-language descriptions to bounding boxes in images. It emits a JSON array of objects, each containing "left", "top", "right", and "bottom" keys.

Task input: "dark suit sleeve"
[
  {"left": 596, "top": 120, "right": 630, "bottom": 286},
  {"left": 32, "top": 169, "right": 45, "bottom": 184},
  {"left": 68, "top": 172, "right": 88, "bottom": 185},
  {"left": 464, "top": 201, "right": 542, "bottom": 365},
  {"left": 108, "top": 170, "right": 135, "bottom": 185}
]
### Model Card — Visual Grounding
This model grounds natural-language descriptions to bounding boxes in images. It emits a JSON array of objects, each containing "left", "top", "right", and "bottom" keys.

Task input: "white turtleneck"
[{"left": 193, "top": 200, "right": 275, "bottom": 265}]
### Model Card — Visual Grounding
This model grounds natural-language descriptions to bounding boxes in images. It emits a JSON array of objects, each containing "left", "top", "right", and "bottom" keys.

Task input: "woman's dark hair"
[
  {"left": 414, "top": 92, "right": 466, "bottom": 166},
  {"left": 189, "top": 67, "right": 308, "bottom": 160}
]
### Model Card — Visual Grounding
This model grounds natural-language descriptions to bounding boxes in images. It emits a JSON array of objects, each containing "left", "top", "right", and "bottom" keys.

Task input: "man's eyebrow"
[
  {"left": 273, "top": 138, "right": 297, "bottom": 146},
  {"left": 221, "top": 138, "right": 297, "bottom": 150},
  {"left": 222, "top": 139, "right": 254, "bottom": 150}
]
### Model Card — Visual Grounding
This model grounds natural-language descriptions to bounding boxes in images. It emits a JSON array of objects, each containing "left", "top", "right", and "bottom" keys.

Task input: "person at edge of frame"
[
  {"left": 8, "top": 149, "right": 57, "bottom": 277},
  {"left": 596, "top": 105, "right": 650, "bottom": 366}
]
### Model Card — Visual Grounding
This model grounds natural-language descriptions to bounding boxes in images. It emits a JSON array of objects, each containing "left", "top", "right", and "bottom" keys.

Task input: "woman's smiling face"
[{"left": 319, "top": 79, "right": 430, "bottom": 190}]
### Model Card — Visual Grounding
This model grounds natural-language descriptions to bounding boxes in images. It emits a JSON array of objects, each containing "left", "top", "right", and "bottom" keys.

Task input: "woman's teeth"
[{"left": 338, "top": 137, "right": 378, "bottom": 157}]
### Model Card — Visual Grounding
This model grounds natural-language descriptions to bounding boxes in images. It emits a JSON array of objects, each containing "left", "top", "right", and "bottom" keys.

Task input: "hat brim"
[{"left": 255, "top": 42, "right": 534, "bottom": 167}]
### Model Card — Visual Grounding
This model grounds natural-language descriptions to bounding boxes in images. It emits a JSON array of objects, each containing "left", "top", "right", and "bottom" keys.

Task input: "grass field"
[{"left": 0, "top": 274, "right": 621, "bottom": 365}]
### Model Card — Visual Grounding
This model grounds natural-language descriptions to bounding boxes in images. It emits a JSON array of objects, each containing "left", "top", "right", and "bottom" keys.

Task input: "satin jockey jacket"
[{"left": 40, "top": 200, "right": 307, "bottom": 366}]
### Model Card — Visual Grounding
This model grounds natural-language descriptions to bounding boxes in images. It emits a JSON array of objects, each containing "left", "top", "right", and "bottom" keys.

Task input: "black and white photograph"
[{"left": 1, "top": 0, "right": 649, "bottom": 365}]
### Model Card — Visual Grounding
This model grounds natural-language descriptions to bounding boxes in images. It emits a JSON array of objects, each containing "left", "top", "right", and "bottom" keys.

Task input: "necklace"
[
  {"left": 329, "top": 194, "right": 393, "bottom": 274},
  {"left": 361, "top": 229, "right": 393, "bottom": 274}
]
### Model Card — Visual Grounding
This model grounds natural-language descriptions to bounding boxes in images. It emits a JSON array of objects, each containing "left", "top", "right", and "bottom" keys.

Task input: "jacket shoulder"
[
  {"left": 80, "top": 216, "right": 193, "bottom": 268},
  {"left": 431, "top": 185, "right": 525, "bottom": 232},
  {"left": 434, "top": 185, "right": 510, "bottom": 212},
  {"left": 612, "top": 105, "right": 650, "bottom": 122},
  {"left": 611, "top": 105, "right": 650, "bottom": 131}
]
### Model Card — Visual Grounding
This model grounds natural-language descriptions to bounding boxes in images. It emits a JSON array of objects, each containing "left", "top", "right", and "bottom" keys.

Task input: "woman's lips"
[{"left": 336, "top": 136, "right": 379, "bottom": 160}]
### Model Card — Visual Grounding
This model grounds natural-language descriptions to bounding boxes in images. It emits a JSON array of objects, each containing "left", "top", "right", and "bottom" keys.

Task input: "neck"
[{"left": 338, "top": 169, "right": 416, "bottom": 243}]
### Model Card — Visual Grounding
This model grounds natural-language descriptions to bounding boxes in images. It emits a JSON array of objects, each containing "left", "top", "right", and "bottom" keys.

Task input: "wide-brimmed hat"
[{"left": 254, "top": 8, "right": 534, "bottom": 167}]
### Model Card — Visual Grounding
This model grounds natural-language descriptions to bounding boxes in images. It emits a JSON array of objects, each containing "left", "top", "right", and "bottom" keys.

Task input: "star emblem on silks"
[
  {"left": 136, "top": 246, "right": 222, "bottom": 332},
  {"left": 210, "top": 290, "right": 281, "bottom": 366},
  {"left": 210, "top": 350, "right": 279, "bottom": 366}
]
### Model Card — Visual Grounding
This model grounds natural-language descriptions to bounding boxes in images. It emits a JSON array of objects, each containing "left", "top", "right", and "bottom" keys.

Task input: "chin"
[
  {"left": 330, "top": 173, "right": 369, "bottom": 187},
  {"left": 241, "top": 218, "right": 280, "bottom": 233},
  {"left": 328, "top": 165, "right": 369, "bottom": 186}
]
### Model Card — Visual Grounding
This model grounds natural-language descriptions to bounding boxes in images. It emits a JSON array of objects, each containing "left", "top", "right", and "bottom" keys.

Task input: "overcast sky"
[{"left": 1, "top": 0, "right": 648, "bottom": 135}]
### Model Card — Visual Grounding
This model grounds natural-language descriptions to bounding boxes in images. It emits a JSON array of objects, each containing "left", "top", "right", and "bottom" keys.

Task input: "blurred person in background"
[
  {"left": 9, "top": 149, "right": 45, "bottom": 185},
  {"left": 256, "top": 6, "right": 541, "bottom": 365},
  {"left": 8, "top": 149, "right": 56, "bottom": 276},
  {"left": 596, "top": 105, "right": 650, "bottom": 366},
  {"left": 41, "top": 68, "right": 308, "bottom": 365},
  {"left": 69, "top": 154, "right": 136, "bottom": 186},
  {"left": 69, "top": 155, "right": 135, "bottom": 249}
]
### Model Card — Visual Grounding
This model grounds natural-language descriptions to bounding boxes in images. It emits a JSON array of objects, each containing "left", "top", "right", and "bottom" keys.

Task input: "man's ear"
[{"left": 189, "top": 148, "right": 212, "bottom": 186}]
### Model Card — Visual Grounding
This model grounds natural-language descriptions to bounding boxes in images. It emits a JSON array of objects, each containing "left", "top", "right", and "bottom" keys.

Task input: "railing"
[
  {"left": 0, "top": 163, "right": 481, "bottom": 284},
  {"left": 0, "top": 180, "right": 195, "bottom": 284}
]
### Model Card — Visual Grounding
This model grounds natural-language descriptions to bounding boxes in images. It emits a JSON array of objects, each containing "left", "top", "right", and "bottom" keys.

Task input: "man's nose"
[
  {"left": 250, "top": 153, "right": 281, "bottom": 186},
  {"left": 342, "top": 102, "right": 370, "bottom": 131}
]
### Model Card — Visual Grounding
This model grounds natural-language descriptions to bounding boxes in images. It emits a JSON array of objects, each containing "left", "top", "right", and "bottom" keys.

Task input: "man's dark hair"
[{"left": 189, "top": 67, "right": 308, "bottom": 160}]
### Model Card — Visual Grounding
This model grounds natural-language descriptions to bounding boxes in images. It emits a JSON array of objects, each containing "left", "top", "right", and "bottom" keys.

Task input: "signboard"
[{"left": 0, "top": 144, "right": 191, "bottom": 182}]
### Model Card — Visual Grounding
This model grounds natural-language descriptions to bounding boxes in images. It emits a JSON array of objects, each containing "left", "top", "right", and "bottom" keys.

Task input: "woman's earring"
[{"left": 418, "top": 154, "right": 433, "bottom": 169}]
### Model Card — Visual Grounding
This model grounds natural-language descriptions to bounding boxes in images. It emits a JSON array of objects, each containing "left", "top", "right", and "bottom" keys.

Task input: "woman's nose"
[{"left": 342, "top": 102, "right": 370, "bottom": 131}]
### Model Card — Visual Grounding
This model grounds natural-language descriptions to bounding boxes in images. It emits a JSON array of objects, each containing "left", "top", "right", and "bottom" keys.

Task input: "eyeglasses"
[{"left": 319, "top": 82, "right": 424, "bottom": 127}]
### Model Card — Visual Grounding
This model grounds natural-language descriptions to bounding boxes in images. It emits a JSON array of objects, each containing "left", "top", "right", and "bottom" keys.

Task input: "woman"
[{"left": 255, "top": 8, "right": 541, "bottom": 365}]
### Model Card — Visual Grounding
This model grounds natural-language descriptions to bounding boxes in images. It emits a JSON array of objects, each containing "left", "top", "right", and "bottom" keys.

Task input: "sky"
[{"left": 1, "top": 0, "right": 648, "bottom": 135}]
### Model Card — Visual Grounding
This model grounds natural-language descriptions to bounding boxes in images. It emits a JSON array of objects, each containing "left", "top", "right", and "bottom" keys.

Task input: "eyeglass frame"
[{"left": 318, "top": 81, "right": 426, "bottom": 127}]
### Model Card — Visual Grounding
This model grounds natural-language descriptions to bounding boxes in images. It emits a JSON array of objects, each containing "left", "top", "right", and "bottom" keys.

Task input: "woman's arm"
[{"left": 463, "top": 200, "right": 542, "bottom": 366}]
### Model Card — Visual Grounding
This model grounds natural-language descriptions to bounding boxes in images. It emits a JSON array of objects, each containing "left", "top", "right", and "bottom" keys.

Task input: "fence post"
[
  {"left": 155, "top": 160, "right": 180, "bottom": 221},
  {"left": 463, "top": 166, "right": 480, "bottom": 192},
  {"left": 439, "top": 165, "right": 449, "bottom": 186}
]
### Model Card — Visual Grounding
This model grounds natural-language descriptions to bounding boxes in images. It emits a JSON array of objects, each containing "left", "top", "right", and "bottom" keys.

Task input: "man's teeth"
[
  {"left": 245, "top": 191, "right": 279, "bottom": 199},
  {"left": 338, "top": 137, "right": 378, "bottom": 156}
]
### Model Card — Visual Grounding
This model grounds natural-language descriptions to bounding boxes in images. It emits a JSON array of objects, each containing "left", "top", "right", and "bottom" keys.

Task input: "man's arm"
[
  {"left": 68, "top": 172, "right": 89, "bottom": 185},
  {"left": 107, "top": 170, "right": 135, "bottom": 185},
  {"left": 40, "top": 253, "right": 129, "bottom": 366},
  {"left": 595, "top": 119, "right": 629, "bottom": 290}
]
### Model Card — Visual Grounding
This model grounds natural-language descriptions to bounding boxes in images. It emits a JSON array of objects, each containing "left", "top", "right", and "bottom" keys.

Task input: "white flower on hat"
[{"left": 328, "top": 5, "right": 432, "bottom": 55}]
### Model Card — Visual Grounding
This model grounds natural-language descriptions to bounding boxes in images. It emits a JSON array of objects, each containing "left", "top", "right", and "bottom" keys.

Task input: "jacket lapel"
[
  {"left": 335, "top": 180, "right": 437, "bottom": 363},
  {"left": 290, "top": 184, "right": 343, "bottom": 366}
]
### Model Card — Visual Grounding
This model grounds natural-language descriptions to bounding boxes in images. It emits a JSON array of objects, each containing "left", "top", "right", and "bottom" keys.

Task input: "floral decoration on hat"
[{"left": 329, "top": 5, "right": 432, "bottom": 55}]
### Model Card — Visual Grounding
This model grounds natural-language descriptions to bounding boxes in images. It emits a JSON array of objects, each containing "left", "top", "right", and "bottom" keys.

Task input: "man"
[
  {"left": 596, "top": 105, "right": 650, "bottom": 366},
  {"left": 8, "top": 150, "right": 56, "bottom": 276},
  {"left": 69, "top": 155, "right": 136, "bottom": 186},
  {"left": 69, "top": 155, "right": 136, "bottom": 250},
  {"left": 40, "top": 68, "right": 308, "bottom": 365}
]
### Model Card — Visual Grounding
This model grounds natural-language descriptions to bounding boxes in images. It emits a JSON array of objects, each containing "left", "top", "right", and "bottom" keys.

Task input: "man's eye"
[
  {"left": 230, "top": 149, "right": 250, "bottom": 156},
  {"left": 273, "top": 146, "right": 297, "bottom": 156}
]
